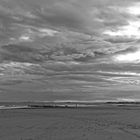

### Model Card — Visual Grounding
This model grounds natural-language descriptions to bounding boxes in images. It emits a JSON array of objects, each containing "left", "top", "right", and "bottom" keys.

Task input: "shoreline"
[{"left": 1, "top": 102, "right": 140, "bottom": 110}]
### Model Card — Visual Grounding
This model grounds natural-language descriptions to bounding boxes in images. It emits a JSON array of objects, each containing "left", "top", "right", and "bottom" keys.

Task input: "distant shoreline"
[{"left": 1, "top": 101, "right": 140, "bottom": 110}]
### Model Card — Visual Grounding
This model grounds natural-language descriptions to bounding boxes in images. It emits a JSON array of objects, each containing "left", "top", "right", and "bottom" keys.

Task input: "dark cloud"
[
  {"left": 114, "top": 46, "right": 138, "bottom": 55},
  {"left": 104, "top": 37, "right": 135, "bottom": 44},
  {"left": 0, "top": 0, "right": 134, "bottom": 34}
]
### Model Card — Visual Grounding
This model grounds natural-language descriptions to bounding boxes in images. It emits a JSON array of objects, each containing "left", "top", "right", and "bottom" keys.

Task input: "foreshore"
[{"left": 0, "top": 105, "right": 140, "bottom": 140}]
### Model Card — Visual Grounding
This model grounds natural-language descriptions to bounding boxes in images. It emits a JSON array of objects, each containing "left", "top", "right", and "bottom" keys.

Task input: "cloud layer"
[{"left": 0, "top": 0, "right": 140, "bottom": 101}]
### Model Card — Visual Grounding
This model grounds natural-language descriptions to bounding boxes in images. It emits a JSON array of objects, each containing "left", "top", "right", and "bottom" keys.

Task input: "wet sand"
[{"left": 0, "top": 106, "right": 140, "bottom": 140}]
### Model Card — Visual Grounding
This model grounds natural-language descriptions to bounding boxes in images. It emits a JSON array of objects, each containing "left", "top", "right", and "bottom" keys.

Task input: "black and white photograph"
[{"left": 0, "top": 0, "right": 140, "bottom": 139}]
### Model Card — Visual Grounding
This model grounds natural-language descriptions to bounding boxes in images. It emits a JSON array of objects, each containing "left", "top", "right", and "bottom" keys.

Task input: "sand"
[{"left": 0, "top": 106, "right": 140, "bottom": 140}]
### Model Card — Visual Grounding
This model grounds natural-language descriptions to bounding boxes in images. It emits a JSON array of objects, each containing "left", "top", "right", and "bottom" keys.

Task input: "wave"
[{"left": 0, "top": 105, "right": 29, "bottom": 110}]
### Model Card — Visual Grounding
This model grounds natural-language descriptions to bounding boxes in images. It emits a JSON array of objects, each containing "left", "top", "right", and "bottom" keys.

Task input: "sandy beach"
[{"left": 0, "top": 106, "right": 140, "bottom": 140}]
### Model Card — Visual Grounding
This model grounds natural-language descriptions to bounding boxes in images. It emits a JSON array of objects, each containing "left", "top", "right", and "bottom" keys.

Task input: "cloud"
[
  {"left": 103, "top": 20, "right": 140, "bottom": 39},
  {"left": 112, "top": 48, "right": 140, "bottom": 63},
  {"left": 104, "top": 37, "right": 135, "bottom": 44},
  {"left": 0, "top": 0, "right": 140, "bottom": 101},
  {"left": 0, "top": 0, "right": 134, "bottom": 35},
  {"left": 97, "top": 71, "right": 140, "bottom": 76},
  {"left": 116, "top": 98, "right": 137, "bottom": 102},
  {"left": 0, "top": 61, "right": 39, "bottom": 76},
  {"left": 127, "top": 2, "right": 140, "bottom": 16}
]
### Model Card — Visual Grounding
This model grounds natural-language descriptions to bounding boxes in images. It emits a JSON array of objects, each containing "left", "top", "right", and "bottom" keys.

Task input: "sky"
[{"left": 0, "top": 0, "right": 140, "bottom": 102}]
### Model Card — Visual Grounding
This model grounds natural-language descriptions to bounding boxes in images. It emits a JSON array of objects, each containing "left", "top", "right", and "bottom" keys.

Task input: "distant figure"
[{"left": 65, "top": 104, "right": 68, "bottom": 108}]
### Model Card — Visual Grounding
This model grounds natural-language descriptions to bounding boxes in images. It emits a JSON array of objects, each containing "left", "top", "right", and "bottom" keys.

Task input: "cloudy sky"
[{"left": 0, "top": 0, "right": 140, "bottom": 102}]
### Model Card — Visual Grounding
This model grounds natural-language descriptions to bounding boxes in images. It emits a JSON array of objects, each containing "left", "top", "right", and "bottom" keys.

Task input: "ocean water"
[{"left": 0, "top": 105, "right": 28, "bottom": 109}]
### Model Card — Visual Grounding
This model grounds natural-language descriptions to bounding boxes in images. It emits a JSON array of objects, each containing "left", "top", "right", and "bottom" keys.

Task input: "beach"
[{"left": 0, "top": 106, "right": 140, "bottom": 140}]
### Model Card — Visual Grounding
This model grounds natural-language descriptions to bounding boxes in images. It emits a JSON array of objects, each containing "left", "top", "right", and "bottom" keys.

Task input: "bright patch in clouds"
[
  {"left": 38, "top": 28, "right": 58, "bottom": 36},
  {"left": 116, "top": 98, "right": 136, "bottom": 102},
  {"left": 98, "top": 71, "right": 140, "bottom": 76},
  {"left": 19, "top": 35, "right": 32, "bottom": 42},
  {"left": 127, "top": 3, "right": 140, "bottom": 16},
  {"left": 104, "top": 21, "right": 140, "bottom": 39},
  {"left": 114, "top": 50, "right": 140, "bottom": 63}
]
